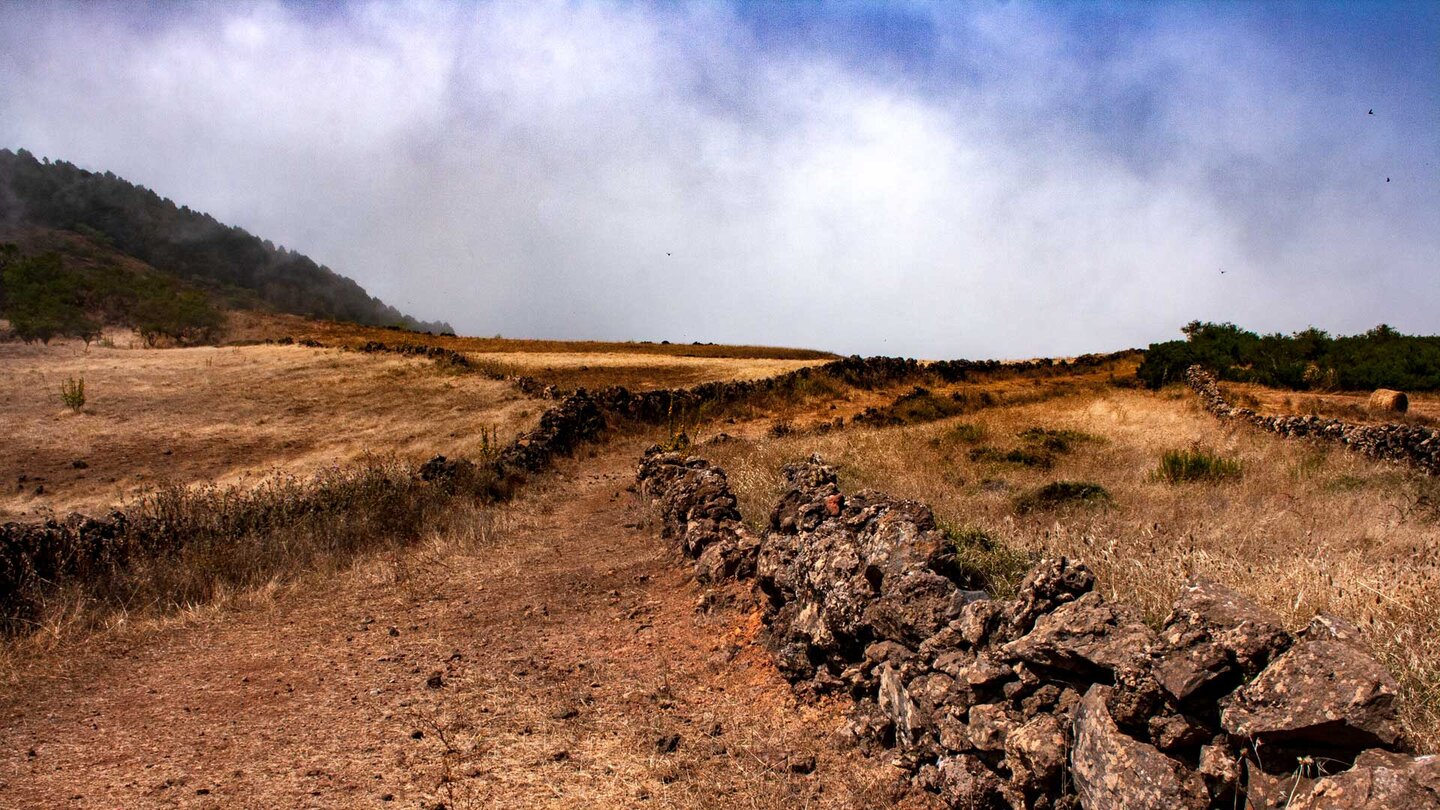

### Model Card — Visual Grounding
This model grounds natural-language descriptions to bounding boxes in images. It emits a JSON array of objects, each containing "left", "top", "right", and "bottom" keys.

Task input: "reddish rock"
[
  {"left": 1197, "top": 744, "right": 1240, "bottom": 803},
  {"left": 1287, "top": 749, "right": 1440, "bottom": 809},
  {"left": 1152, "top": 580, "right": 1291, "bottom": 703},
  {"left": 1071, "top": 686, "right": 1208, "bottom": 810},
  {"left": 1147, "top": 713, "right": 1210, "bottom": 753},
  {"left": 965, "top": 703, "right": 1017, "bottom": 753},
  {"left": 1005, "top": 713, "right": 1068, "bottom": 795},
  {"left": 1221, "top": 637, "right": 1402, "bottom": 752}
]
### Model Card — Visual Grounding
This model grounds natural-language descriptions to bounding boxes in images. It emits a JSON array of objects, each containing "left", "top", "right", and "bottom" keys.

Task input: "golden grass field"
[{"left": 0, "top": 337, "right": 540, "bottom": 519}]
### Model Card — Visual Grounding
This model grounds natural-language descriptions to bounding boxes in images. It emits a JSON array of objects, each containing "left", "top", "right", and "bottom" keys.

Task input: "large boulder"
[
  {"left": 1152, "top": 580, "right": 1291, "bottom": 703},
  {"left": 1071, "top": 686, "right": 1208, "bottom": 810},
  {"left": 1003, "top": 592, "right": 1155, "bottom": 679},
  {"left": 1220, "top": 636, "right": 1402, "bottom": 754}
]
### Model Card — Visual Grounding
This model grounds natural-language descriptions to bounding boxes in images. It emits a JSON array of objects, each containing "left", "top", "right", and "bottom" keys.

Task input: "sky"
[{"left": 0, "top": 0, "right": 1436, "bottom": 358}]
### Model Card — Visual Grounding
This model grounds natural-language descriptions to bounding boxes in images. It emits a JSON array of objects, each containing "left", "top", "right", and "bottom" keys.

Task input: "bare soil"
[{"left": 0, "top": 441, "right": 912, "bottom": 809}]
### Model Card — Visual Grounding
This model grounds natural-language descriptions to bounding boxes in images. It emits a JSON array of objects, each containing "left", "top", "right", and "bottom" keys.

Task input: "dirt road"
[{"left": 0, "top": 441, "right": 906, "bottom": 809}]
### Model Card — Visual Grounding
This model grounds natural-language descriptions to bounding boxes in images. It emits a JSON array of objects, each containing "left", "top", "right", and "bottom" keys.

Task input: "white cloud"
[{"left": 1, "top": 0, "right": 1434, "bottom": 356}]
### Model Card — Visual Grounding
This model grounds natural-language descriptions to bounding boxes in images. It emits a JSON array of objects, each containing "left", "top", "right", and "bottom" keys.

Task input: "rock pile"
[
  {"left": 1187, "top": 366, "right": 1439, "bottom": 475},
  {"left": 635, "top": 450, "right": 758, "bottom": 582},
  {"left": 494, "top": 390, "right": 606, "bottom": 474},
  {"left": 637, "top": 452, "right": 1439, "bottom": 808}
]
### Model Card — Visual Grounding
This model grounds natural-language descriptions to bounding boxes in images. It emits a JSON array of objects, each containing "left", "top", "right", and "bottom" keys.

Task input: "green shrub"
[
  {"left": 945, "top": 422, "right": 987, "bottom": 443},
  {"left": 970, "top": 446, "right": 1054, "bottom": 469},
  {"left": 1015, "top": 481, "right": 1113, "bottom": 514},
  {"left": 1017, "top": 427, "right": 1098, "bottom": 454},
  {"left": 1155, "top": 448, "right": 1243, "bottom": 483},
  {"left": 59, "top": 376, "right": 85, "bottom": 411}
]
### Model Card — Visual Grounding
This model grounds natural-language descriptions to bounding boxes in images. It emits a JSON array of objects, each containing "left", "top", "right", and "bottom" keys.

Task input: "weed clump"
[
  {"left": 1016, "top": 427, "right": 1098, "bottom": 453},
  {"left": 1155, "top": 448, "right": 1243, "bottom": 483},
  {"left": 969, "top": 446, "right": 1054, "bottom": 469},
  {"left": 59, "top": 376, "right": 85, "bottom": 411},
  {"left": 942, "top": 523, "right": 1032, "bottom": 597},
  {"left": 1015, "top": 481, "right": 1113, "bottom": 514}
]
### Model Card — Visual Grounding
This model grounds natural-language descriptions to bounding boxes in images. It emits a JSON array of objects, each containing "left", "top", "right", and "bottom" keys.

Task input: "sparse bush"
[
  {"left": 1155, "top": 448, "right": 1243, "bottom": 483},
  {"left": 1017, "top": 426, "right": 1098, "bottom": 454},
  {"left": 59, "top": 376, "right": 85, "bottom": 411},
  {"left": 1014, "top": 481, "right": 1113, "bottom": 514}
]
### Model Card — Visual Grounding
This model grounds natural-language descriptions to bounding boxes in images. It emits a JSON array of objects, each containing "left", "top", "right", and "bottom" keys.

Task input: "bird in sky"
[{"left": 1369, "top": 109, "right": 1375, "bottom": 115}]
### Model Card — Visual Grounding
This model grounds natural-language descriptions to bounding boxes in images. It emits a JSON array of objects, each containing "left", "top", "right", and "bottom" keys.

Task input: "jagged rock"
[
  {"left": 1005, "top": 713, "right": 1067, "bottom": 796},
  {"left": 1003, "top": 592, "right": 1154, "bottom": 679},
  {"left": 1099, "top": 662, "right": 1166, "bottom": 732},
  {"left": 1197, "top": 744, "right": 1240, "bottom": 803},
  {"left": 957, "top": 599, "right": 1010, "bottom": 648},
  {"left": 1071, "top": 686, "right": 1208, "bottom": 810},
  {"left": 879, "top": 664, "right": 924, "bottom": 746},
  {"left": 1221, "top": 637, "right": 1402, "bottom": 753},
  {"left": 1286, "top": 749, "right": 1440, "bottom": 809},
  {"left": 1147, "top": 713, "right": 1210, "bottom": 753},
  {"left": 1010, "top": 557, "right": 1095, "bottom": 634},
  {"left": 965, "top": 703, "right": 1017, "bottom": 753},
  {"left": 1152, "top": 579, "right": 1291, "bottom": 703},
  {"left": 936, "top": 753, "right": 1008, "bottom": 810}
]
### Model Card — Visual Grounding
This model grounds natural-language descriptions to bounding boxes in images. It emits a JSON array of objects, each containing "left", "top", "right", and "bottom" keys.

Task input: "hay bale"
[{"left": 1367, "top": 389, "right": 1409, "bottom": 414}]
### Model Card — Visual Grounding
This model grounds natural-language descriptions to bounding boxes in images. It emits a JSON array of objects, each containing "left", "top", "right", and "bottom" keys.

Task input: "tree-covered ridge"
[
  {"left": 1138, "top": 321, "right": 1440, "bottom": 391},
  {"left": 0, "top": 148, "right": 450, "bottom": 333}
]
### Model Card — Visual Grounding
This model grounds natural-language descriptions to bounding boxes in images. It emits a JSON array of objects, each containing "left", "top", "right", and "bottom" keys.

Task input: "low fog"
[{"left": 1, "top": 1, "right": 1435, "bottom": 357}]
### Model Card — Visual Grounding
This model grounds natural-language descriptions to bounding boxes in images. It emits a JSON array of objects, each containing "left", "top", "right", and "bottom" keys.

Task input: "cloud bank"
[{"left": 1, "top": 1, "right": 1435, "bottom": 357}]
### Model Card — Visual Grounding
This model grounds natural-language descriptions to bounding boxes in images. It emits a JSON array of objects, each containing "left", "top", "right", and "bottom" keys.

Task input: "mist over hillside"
[{"left": 0, "top": 148, "right": 451, "bottom": 333}]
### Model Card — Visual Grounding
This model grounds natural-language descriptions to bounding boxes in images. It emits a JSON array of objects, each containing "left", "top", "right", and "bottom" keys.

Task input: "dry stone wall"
[
  {"left": 1187, "top": 365, "right": 1440, "bottom": 475},
  {"left": 637, "top": 450, "right": 1440, "bottom": 809}
]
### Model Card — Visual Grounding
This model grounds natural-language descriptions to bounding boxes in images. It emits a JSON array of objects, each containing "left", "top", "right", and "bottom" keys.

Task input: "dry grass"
[
  {"left": 703, "top": 386, "right": 1440, "bottom": 752},
  {"left": 0, "top": 339, "right": 539, "bottom": 519},
  {"left": 1223, "top": 380, "right": 1440, "bottom": 427},
  {"left": 462, "top": 350, "right": 824, "bottom": 392}
]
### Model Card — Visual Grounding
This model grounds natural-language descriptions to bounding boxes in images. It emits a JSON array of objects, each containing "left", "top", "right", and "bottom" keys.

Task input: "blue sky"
[{"left": 1, "top": 1, "right": 1436, "bottom": 357}]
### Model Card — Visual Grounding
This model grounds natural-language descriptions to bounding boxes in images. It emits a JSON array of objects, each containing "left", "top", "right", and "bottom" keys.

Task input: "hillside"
[{"left": 0, "top": 148, "right": 449, "bottom": 334}]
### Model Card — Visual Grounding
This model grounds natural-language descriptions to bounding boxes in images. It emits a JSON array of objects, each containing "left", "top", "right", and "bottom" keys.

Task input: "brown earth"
[{"left": 0, "top": 440, "right": 914, "bottom": 809}]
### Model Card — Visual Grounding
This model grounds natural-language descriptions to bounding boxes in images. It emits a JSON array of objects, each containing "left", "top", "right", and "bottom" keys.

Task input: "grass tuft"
[
  {"left": 1155, "top": 448, "right": 1243, "bottom": 483},
  {"left": 942, "top": 523, "right": 1033, "bottom": 597}
]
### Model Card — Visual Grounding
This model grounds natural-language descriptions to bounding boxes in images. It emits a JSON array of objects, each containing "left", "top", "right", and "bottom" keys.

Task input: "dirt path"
[{"left": 0, "top": 440, "right": 907, "bottom": 809}]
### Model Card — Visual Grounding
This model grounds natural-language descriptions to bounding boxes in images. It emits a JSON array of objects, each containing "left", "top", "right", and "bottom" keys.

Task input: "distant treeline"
[
  {"left": 0, "top": 148, "right": 450, "bottom": 333},
  {"left": 0, "top": 244, "right": 223, "bottom": 345},
  {"left": 1138, "top": 321, "right": 1440, "bottom": 391}
]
